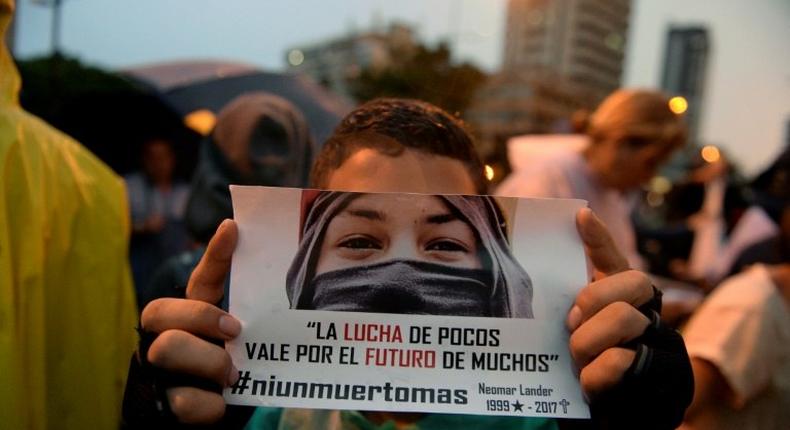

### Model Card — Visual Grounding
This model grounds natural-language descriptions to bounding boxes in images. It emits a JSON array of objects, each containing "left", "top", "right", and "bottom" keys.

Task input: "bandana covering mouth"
[{"left": 309, "top": 259, "right": 493, "bottom": 316}]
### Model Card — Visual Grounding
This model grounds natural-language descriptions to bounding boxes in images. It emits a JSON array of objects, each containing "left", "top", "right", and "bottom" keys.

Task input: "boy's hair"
[{"left": 310, "top": 98, "right": 487, "bottom": 194}]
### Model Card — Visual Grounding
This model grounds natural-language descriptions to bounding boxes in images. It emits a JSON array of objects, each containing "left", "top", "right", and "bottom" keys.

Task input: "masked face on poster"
[{"left": 286, "top": 191, "right": 533, "bottom": 318}]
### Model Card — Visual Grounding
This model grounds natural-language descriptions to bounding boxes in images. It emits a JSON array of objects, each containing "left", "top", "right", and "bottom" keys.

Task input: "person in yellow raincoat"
[{"left": 0, "top": 1, "right": 138, "bottom": 428}]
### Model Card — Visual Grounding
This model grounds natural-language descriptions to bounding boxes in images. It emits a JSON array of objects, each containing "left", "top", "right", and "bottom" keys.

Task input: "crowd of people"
[{"left": 2, "top": 1, "right": 788, "bottom": 428}]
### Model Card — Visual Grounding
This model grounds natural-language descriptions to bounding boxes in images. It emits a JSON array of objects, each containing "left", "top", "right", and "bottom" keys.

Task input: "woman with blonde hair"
[{"left": 497, "top": 89, "right": 687, "bottom": 269}]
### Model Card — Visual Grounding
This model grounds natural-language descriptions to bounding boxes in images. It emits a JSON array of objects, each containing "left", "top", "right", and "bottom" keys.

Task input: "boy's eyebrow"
[
  {"left": 426, "top": 213, "right": 458, "bottom": 224},
  {"left": 345, "top": 209, "right": 385, "bottom": 221}
]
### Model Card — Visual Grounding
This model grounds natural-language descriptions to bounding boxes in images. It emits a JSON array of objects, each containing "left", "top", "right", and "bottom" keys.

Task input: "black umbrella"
[
  {"left": 123, "top": 61, "right": 353, "bottom": 145},
  {"left": 17, "top": 55, "right": 202, "bottom": 178}
]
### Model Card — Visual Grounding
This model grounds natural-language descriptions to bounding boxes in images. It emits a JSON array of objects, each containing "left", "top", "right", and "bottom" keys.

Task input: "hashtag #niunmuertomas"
[{"left": 231, "top": 370, "right": 251, "bottom": 395}]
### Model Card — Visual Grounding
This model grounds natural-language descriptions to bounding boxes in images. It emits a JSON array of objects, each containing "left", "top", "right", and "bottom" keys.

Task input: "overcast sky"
[{"left": 13, "top": 0, "right": 790, "bottom": 175}]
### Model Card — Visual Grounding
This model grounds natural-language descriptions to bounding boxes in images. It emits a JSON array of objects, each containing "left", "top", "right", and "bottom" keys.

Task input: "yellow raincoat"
[{"left": 0, "top": 1, "right": 138, "bottom": 428}]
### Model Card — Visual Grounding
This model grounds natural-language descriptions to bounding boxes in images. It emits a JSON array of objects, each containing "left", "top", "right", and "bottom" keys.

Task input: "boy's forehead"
[{"left": 326, "top": 148, "right": 477, "bottom": 195}]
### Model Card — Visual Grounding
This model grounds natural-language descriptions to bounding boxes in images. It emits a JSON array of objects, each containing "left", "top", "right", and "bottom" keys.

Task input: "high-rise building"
[
  {"left": 467, "top": 0, "right": 632, "bottom": 155},
  {"left": 504, "top": 0, "right": 631, "bottom": 99},
  {"left": 465, "top": 71, "right": 597, "bottom": 151},
  {"left": 661, "top": 26, "right": 710, "bottom": 145}
]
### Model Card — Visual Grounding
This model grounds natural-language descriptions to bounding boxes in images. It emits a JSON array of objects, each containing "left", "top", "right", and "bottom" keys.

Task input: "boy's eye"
[
  {"left": 338, "top": 236, "right": 382, "bottom": 250},
  {"left": 425, "top": 239, "right": 468, "bottom": 253}
]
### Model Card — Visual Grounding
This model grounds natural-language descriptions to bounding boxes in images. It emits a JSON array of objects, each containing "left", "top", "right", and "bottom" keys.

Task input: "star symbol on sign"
[{"left": 512, "top": 400, "right": 524, "bottom": 412}]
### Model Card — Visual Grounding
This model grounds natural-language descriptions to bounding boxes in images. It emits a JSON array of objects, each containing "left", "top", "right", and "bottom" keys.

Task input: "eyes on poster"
[{"left": 225, "top": 186, "right": 591, "bottom": 419}]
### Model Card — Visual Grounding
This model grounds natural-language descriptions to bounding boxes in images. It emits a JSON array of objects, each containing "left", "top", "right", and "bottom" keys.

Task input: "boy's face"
[{"left": 325, "top": 148, "right": 477, "bottom": 195}]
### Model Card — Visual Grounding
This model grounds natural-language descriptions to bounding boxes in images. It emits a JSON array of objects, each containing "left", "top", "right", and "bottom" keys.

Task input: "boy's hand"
[
  {"left": 570, "top": 209, "right": 693, "bottom": 429},
  {"left": 139, "top": 219, "right": 242, "bottom": 424},
  {"left": 569, "top": 208, "right": 654, "bottom": 397}
]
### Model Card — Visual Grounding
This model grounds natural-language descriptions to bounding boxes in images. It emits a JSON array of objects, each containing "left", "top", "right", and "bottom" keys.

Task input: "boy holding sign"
[{"left": 125, "top": 99, "right": 692, "bottom": 429}]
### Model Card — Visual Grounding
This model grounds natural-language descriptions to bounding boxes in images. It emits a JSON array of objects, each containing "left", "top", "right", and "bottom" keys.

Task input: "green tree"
[{"left": 350, "top": 41, "right": 487, "bottom": 116}]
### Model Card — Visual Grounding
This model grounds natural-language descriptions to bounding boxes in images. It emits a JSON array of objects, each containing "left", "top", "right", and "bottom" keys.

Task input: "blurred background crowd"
[{"left": 2, "top": 0, "right": 788, "bottom": 428}]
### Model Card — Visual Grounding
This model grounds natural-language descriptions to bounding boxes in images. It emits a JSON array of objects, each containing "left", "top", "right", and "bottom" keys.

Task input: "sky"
[
  {"left": 12, "top": 0, "right": 790, "bottom": 175},
  {"left": 623, "top": 0, "right": 790, "bottom": 177},
  {"left": 13, "top": 0, "right": 507, "bottom": 70}
]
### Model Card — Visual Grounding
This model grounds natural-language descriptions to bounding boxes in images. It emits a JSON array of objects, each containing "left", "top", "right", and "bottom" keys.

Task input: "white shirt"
[
  {"left": 685, "top": 172, "right": 780, "bottom": 284},
  {"left": 496, "top": 140, "right": 645, "bottom": 270},
  {"left": 683, "top": 265, "right": 790, "bottom": 430}
]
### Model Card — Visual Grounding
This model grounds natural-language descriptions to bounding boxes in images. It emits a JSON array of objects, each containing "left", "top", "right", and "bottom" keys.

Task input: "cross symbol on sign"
[{"left": 559, "top": 399, "right": 570, "bottom": 414}]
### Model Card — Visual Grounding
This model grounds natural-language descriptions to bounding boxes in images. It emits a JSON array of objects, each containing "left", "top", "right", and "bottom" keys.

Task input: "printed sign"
[{"left": 225, "top": 186, "right": 591, "bottom": 418}]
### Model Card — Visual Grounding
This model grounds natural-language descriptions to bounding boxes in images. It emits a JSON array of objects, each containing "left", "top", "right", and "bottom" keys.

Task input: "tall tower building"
[
  {"left": 661, "top": 26, "right": 710, "bottom": 145},
  {"left": 467, "top": 0, "right": 632, "bottom": 155},
  {"left": 504, "top": 0, "right": 631, "bottom": 100}
]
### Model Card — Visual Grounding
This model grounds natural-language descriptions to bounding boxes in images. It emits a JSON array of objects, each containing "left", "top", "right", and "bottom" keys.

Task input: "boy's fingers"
[
  {"left": 576, "top": 208, "right": 629, "bottom": 278},
  {"left": 147, "top": 329, "right": 239, "bottom": 388},
  {"left": 579, "top": 347, "right": 636, "bottom": 398},
  {"left": 187, "top": 219, "right": 238, "bottom": 304},
  {"left": 570, "top": 270, "right": 654, "bottom": 327},
  {"left": 569, "top": 301, "right": 649, "bottom": 368},
  {"left": 167, "top": 386, "right": 227, "bottom": 425},
  {"left": 141, "top": 298, "right": 241, "bottom": 340}
]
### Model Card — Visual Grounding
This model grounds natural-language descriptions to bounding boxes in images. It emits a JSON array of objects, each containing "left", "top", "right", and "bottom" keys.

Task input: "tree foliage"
[{"left": 350, "top": 41, "right": 487, "bottom": 116}]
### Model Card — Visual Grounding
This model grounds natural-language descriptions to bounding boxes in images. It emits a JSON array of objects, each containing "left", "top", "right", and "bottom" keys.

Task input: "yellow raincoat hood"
[
  {"left": 0, "top": 1, "right": 138, "bottom": 428},
  {"left": 0, "top": 0, "right": 20, "bottom": 106}
]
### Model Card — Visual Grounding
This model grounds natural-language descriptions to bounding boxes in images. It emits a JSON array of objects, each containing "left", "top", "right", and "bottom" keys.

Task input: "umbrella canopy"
[
  {"left": 123, "top": 60, "right": 353, "bottom": 145},
  {"left": 17, "top": 55, "right": 201, "bottom": 178}
]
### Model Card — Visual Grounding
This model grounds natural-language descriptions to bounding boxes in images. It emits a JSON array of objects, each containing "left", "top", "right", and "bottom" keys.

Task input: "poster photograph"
[{"left": 225, "top": 185, "right": 591, "bottom": 419}]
